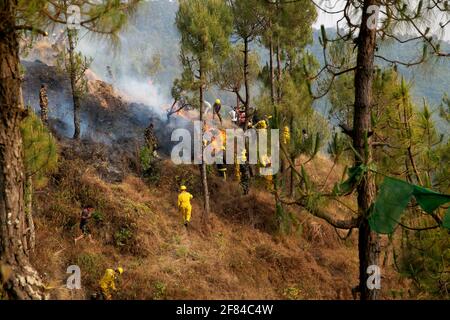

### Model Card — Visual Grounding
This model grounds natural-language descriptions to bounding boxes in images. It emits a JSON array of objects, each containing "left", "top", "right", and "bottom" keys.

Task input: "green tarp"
[
  {"left": 369, "top": 177, "right": 450, "bottom": 234},
  {"left": 412, "top": 185, "right": 450, "bottom": 214},
  {"left": 332, "top": 165, "right": 368, "bottom": 196}
]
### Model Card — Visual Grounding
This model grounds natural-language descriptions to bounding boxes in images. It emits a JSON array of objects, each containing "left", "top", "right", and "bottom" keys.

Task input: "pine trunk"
[
  {"left": 269, "top": 37, "right": 275, "bottom": 104},
  {"left": 276, "top": 40, "right": 282, "bottom": 103},
  {"left": 25, "top": 175, "right": 35, "bottom": 253},
  {"left": 242, "top": 38, "right": 251, "bottom": 193},
  {"left": 199, "top": 66, "right": 210, "bottom": 222},
  {"left": 353, "top": 0, "right": 380, "bottom": 300},
  {"left": 67, "top": 30, "right": 81, "bottom": 140},
  {"left": 243, "top": 37, "right": 250, "bottom": 131},
  {"left": 0, "top": 0, "right": 46, "bottom": 299},
  {"left": 289, "top": 156, "right": 295, "bottom": 198}
]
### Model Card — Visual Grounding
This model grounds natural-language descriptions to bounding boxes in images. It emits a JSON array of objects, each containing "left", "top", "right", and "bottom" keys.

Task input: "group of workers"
[
  {"left": 204, "top": 98, "right": 254, "bottom": 129},
  {"left": 69, "top": 93, "right": 307, "bottom": 300},
  {"left": 35, "top": 80, "right": 310, "bottom": 300},
  {"left": 74, "top": 185, "right": 193, "bottom": 300},
  {"left": 72, "top": 205, "right": 124, "bottom": 300}
]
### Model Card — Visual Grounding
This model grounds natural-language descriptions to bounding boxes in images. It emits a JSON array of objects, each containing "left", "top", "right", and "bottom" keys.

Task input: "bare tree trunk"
[
  {"left": 276, "top": 40, "right": 282, "bottom": 103},
  {"left": 199, "top": 66, "right": 210, "bottom": 222},
  {"left": 242, "top": 37, "right": 251, "bottom": 194},
  {"left": 289, "top": 117, "right": 294, "bottom": 197},
  {"left": 0, "top": 0, "right": 46, "bottom": 299},
  {"left": 243, "top": 36, "right": 250, "bottom": 131},
  {"left": 269, "top": 36, "right": 275, "bottom": 105},
  {"left": 353, "top": 0, "right": 380, "bottom": 300},
  {"left": 289, "top": 156, "right": 295, "bottom": 198},
  {"left": 67, "top": 30, "right": 81, "bottom": 140}
]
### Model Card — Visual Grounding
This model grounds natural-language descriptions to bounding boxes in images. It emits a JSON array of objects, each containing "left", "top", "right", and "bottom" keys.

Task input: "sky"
[{"left": 313, "top": 1, "right": 450, "bottom": 42}]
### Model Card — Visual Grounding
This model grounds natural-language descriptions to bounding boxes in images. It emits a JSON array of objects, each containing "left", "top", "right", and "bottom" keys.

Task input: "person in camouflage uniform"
[
  {"left": 144, "top": 122, "right": 159, "bottom": 157},
  {"left": 39, "top": 84, "right": 49, "bottom": 126},
  {"left": 239, "top": 149, "right": 250, "bottom": 195}
]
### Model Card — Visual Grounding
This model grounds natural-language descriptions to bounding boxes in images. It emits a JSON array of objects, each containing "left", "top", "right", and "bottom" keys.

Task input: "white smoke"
[{"left": 75, "top": 0, "right": 180, "bottom": 119}]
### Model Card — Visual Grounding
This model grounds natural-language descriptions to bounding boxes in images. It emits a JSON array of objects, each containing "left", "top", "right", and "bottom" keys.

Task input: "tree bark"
[
  {"left": 289, "top": 117, "right": 294, "bottom": 197},
  {"left": 67, "top": 30, "right": 81, "bottom": 140},
  {"left": 269, "top": 36, "right": 275, "bottom": 105},
  {"left": 275, "top": 40, "right": 282, "bottom": 103},
  {"left": 24, "top": 175, "right": 35, "bottom": 253},
  {"left": 353, "top": 0, "right": 380, "bottom": 300},
  {"left": 199, "top": 66, "right": 210, "bottom": 222},
  {"left": 243, "top": 36, "right": 250, "bottom": 131},
  {"left": 0, "top": 0, "right": 46, "bottom": 299}
]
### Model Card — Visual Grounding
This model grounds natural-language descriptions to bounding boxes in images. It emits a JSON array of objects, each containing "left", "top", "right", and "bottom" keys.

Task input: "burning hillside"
[{"left": 21, "top": 59, "right": 191, "bottom": 155}]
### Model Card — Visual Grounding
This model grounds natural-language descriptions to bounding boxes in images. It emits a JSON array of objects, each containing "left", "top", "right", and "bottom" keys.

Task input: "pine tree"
[
  {"left": 0, "top": 0, "right": 47, "bottom": 299},
  {"left": 276, "top": 0, "right": 449, "bottom": 300},
  {"left": 19, "top": 0, "right": 141, "bottom": 139},
  {"left": 21, "top": 109, "right": 58, "bottom": 253},
  {"left": 176, "top": 0, "right": 233, "bottom": 223}
]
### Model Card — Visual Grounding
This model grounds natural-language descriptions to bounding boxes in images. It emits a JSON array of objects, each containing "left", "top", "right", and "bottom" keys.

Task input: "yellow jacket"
[
  {"left": 260, "top": 154, "right": 271, "bottom": 167},
  {"left": 99, "top": 269, "right": 117, "bottom": 291},
  {"left": 255, "top": 120, "right": 268, "bottom": 129},
  {"left": 178, "top": 191, "right": 193, "bottom": 209},
  {"left": 282, "top": 126, "right": 290, "bottom": 144}
]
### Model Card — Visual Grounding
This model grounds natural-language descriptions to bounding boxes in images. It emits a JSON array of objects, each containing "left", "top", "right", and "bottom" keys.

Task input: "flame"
[{"left": 203, "top": 123, "right": 226, "bottom": 153}]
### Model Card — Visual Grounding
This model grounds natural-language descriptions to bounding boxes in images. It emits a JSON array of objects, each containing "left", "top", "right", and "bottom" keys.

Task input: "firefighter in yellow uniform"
[
  {"left": 99, "top": 267, "right": 123, "bottom": 300},
  {"left": 282, "top": 126, "right": 291, "bottom": 145},
  {"left": 255, "top": 115, "right": 272, "bottom": 130},
  {"left": 255, "top": 119, "right": 268, "bottom": 129},
  {"left": 260, "top": 154, "right": 274, "bottom": 191},
  {"left": 239, "top": 149, "right": 250, "bottom": 195},
  {"left": 178, "top": 186, "right": 193, "bottom": 227}
]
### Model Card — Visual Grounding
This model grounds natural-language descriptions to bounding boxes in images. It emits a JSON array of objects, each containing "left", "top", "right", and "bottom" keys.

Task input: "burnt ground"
[{"left": 22, "top": 60, "right": 189, "bottom": 156}]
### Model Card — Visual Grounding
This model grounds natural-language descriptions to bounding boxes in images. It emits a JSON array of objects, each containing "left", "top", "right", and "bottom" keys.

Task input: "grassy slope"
[{"left": 30, "top": 141, "right": 409, "bottom": 300}]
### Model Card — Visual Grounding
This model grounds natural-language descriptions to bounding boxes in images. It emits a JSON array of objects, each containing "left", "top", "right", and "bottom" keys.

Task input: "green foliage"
[
  {"left": 75, "top": 253, "right": 108, "bottom": 287},
  {"left": 92, "top": 210, "right": 104, "bottom": 223},
  {"left": 176, "top": 0, "right": 232, "bottom": 86},
  {"left": 213, "top": 44, "right": 260, "bottom": 93},
  {"left": 439, "top": 94, "right": 450, "bottom": 123},
  {"left": 20, "top": 109, "right": 58, "bottom": 189},
  {"left": 139, "top": 146, "right": 160, "bottom": 184},
  {"left": 397, "top": 228, "right": 450, "bottom": 299},
  {"left": 18, "top": 0, "right": 140, "bottom": 42},
  {"left": 276, "top": 202, "right": 298, "bottom": 235},
  {"left": 230, "top": 0, "right": 264, "bottom": 40},
  {"left": 283, "top": 286, "right": 302, "bottom": 300},
  {"left": 153, "top": 281, "right": 167, "bottom": 300},
  {"left": 114, "top": 227, "right": 133, "bottom": 247},
  {"left": 327, "top": 132, "right": 346, "bottom": 163},
  {"left": 173, "top": 0, "right": 233, "bottom": 112},
  {"left": 55, "top": 31, "right": 92, "bottom": 98},
  {"left": 140, "top": 146, "right": 153, "bottom": 172},
  {"left": 174, "top": 170, "right": 198, "bottom": 194}
]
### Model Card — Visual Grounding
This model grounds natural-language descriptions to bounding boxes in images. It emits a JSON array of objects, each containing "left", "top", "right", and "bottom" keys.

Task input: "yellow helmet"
[
  {"left": 241, "top": 149, "right": 247, "bottom": 161},
  {"left": 116, "top": 267, "right": 124, "bottom": 275},
  {"left": 215, "top": 99, "right": 221, "bottom": 105},
  {"left": 180, "top": 185, "right": 187, "bottom": 191}
]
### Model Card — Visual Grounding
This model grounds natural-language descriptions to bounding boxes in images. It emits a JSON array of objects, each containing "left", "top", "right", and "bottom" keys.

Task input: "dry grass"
[{"left": 30, "top": 147, "right": 409, "bottom": 300}]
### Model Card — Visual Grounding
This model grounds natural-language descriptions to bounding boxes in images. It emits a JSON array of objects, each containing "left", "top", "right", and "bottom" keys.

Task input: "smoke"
[
  {"left": 21, "top": 1, "right": 226, "bottom": 153},
  {"left": 76, "top": 0, "right": 181, "bottom": 119}
]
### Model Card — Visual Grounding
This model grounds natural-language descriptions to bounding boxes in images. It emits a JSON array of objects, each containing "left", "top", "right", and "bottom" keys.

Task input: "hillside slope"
[
  {"left": 23, "top": 61, "right": 410, "bottom": 300},
  {"left": 30, "top": 139, "right": 410, "bottom": 300}
]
